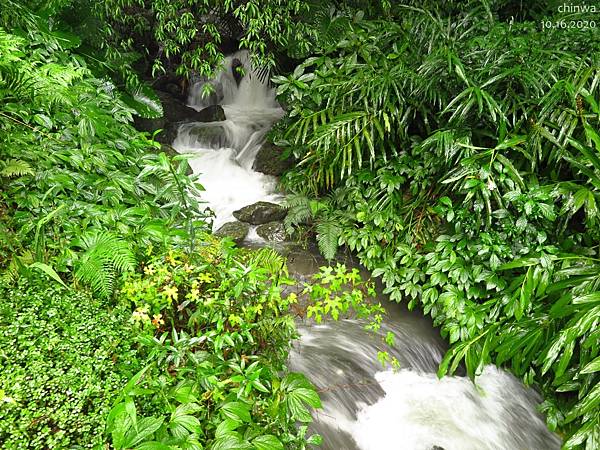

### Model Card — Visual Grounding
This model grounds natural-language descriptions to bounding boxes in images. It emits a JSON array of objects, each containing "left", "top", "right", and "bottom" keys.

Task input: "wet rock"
[
  {"left": 232, "top": 58, "right": 244, "bottom": 86},
  {"left": 133, "top": 91, "right": 225, "bottom": 144},
  {"left": 214, "top": 221, "right": 249, "bottom": 244},
  {"left": 184, "top": 123, "right": 228, "bottom": 148},
  {"left": 202, "top": 82, "right": 224, "bottom": 106},
  {"left": 153, "top": 73, "right": 188, "bottom": 101},
  {"left": 233, "top": 201, "right": 287, "bottom": 225},
  {"left": 256, "top": 221, "right": 288, "bottom": 242},
  {"left": 195, "top": 104, "right": 226, "bottom": 123},
  {"left": 252, "top": 142, "right": 295, "bottom": 176}
]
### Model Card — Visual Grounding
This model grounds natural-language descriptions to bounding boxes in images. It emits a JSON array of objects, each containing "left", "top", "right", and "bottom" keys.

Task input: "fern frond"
[
  {"left": 247, "top": 248, "right": 286, "bottom": 276},
  {"left": 316, "top": 220, "right": 341, "bottom": 261},
  {"left": 283, "top": 194, "right": 313, "bottom": 234},
  {"left": 75, "top": 231, "right": 136, "bottom": 298},
  {"left": 0, "top": 159, "right": 34, "bottom": 178}
]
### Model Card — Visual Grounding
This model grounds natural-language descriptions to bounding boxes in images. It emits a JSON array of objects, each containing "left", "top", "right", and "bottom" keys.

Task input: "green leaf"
[
  {"left": 215, "top": 419, "right": 241, "bottom": 439},
  {"left": 211, "top": 436, "right": 252, "bottom": 450},
  {"left": 130, "top": 417, "right": 165, "bottom": 446},
  {"left": 29, "top": 262, "right": 67, "bottom": 287},
  {"left": 252, "top": 435, "right": 284, "bottom": 450},
  {"left": 220, "top": 402, "right": 252, "bottom": 423},
  {"left": 122, "top": 84, "right": 164, "bottom": 119},
  {"left": 581, "top": 356, "right": 600, "bottom": 374},
  {"left": 137, "top": 443, "right": 172, "bottom": 450}
]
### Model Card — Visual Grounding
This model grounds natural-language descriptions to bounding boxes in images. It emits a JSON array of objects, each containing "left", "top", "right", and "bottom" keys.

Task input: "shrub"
[
  {"left": 107, "top": 240, "right": 322, "bottom": 449},
  {"left": 0, "top": 276, "right": 141, "bottom": 449}
]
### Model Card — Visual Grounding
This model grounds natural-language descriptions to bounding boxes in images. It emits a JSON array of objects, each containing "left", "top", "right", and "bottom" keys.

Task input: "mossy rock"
[
  {"left": 214, "top": 221, "right": 249, "bottom": 244},
  {"left": 252, "top": 142, "right": 295, "bottom": 176},
  {"left": 256, "top": 221, "right": 288, "bottom": 242},
  {"left": 233, "top": 201, "right": 287, "bottom": 225}
]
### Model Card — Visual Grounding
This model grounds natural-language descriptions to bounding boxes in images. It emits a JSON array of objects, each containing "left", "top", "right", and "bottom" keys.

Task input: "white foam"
[
  {"left": 173, "top": 50, "right": 284, "bottom": 230},
  {"left": 351, "top": 366, "right": 560, "bottom": 450}
]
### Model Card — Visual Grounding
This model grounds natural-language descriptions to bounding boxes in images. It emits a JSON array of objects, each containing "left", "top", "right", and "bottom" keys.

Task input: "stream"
[{"left": 172, "top": 51, "right": 562, "bottom": 450}]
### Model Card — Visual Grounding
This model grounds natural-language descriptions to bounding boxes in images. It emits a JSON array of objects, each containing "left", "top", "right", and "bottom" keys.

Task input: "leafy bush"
[
  {"left": 0, "top": 13, "right": 209, "bottom": 295},
  {"left": 107, "top": 240, "right": 322, "bottom": 449},
  {"left": 0, "top": 276, "right": 141, "bottom": 449}
]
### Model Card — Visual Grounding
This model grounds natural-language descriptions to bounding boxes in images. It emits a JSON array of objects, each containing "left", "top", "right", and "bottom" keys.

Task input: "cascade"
[{"left": 173, "top": 52, "right": 561, "bottom": 450}]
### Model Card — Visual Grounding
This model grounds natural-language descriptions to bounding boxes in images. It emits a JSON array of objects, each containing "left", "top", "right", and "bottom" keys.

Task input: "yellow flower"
[
  {"left": 162, "top": 285, "right": 178, "bottom": 301},
  {"left": 152, "top": 314, "right": 165, "bottom": 328},
  {"left": 198, "top": 272, "right": 214, "bottom": 284}
]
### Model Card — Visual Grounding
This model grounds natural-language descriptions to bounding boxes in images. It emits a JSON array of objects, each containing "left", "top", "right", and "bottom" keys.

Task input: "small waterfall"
[
  {"left": 173, "top": 53, "right": 561, "bottom": 450},
  {"left": 173, "top": 50, "right": 284, "bottom": 230}
]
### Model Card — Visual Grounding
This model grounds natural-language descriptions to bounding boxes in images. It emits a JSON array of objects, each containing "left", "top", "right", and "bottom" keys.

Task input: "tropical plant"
[
  {"left": 276, "top": 1, "right": 600, "bottom": 447},
  {"left": 0, "top": 16, "right": 210, "bottom": 295},
  {"left": 109, "top": 241, "right": 323, "bottom": 449}
]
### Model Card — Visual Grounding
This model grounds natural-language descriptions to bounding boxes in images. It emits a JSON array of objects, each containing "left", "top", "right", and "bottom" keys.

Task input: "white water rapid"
[
  {"left": 173, "top": 51, "right": 284, "bottom": 231},
  {"left": 173, "top": 53, "right": 562, "bottom": 450}
]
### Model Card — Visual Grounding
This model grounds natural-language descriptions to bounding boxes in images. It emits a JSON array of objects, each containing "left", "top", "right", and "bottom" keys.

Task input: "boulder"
[
  {"left": 256, "top": 221, "right": 288, "bottom": 242},
  {"left": 214, "top": 221, "right": 249, "bottom": 244},
  {"left": 430, "top": 446, "right": 445, "bottom": 450},
  {"left": 252, "top": 142, "right": 295, "bottom": 176},
  {"left": 233, "top": 201, "right": 287, "bottom": 225},
  {"left": 187, "top": 123, "right": 228, "bottom": 148},
  {"left": 133, "top": 90, "right": 226, "bottom": 145},
  {"left": 194, "top": 104, "right": 226, "bottom": 123}
]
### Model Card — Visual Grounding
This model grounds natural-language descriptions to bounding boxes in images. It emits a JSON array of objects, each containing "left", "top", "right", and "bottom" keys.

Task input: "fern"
[
  {"left": 0, "top": 159, "right": 34, "bottom": 178},
  {"left": 74, "top": 231, "right": 136, "bottom": 298},
  {"left": 247, "top": 248, "right": 287, "bottom": 276},
  {"left": 315, "top": 219, "right": 341, "bottom": 261},
  {"left": 283, "top": 193, "right": 313, "bottom": 234}
]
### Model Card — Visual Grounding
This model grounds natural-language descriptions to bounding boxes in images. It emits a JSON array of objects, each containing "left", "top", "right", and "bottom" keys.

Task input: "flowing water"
[
  {"left": 173, "top": 51, "right": 562, "bottom": 450},
  {"left": 173, "top": 51, "right": 284, "bottom": 231}
]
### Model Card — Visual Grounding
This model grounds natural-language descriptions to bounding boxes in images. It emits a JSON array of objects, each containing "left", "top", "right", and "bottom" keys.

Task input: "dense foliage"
[
  {"left": 277, "top": 1, "right": 600, "bottom": 447},
  {"left": 0, "top": 277, "right": 140, "bottom": 448},
  {"left": 0, "top": 3, "right": 209, "bottom": 296},
  {"left": 107, "top": 240, "right": 322, "bottom": 449},
  {"left": 3, "top": 0, "right": 600, "bottom": 448},
  {"left": 1, "top": 3, "right": 323, "bottom": 449}
]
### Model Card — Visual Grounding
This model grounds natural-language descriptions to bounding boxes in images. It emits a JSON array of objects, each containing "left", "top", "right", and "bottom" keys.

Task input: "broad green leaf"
[
  {"left": 29, "top": 262, "right": 66, "bottom": 287},
  {"left": 220, "top": 402, "right": 252, "bottom": 423},
  {"left": 252, "top": 435, "right": 284, "bottom": 450}
]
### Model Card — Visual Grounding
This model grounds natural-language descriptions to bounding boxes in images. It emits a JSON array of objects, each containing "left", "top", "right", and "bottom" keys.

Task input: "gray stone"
[
  {"left": 233, "top": 201, "right": 287, "bottom": 225},
  {"left": 252, "top": 142, "right": 295, "bottom": 176},
  {"left": 214, "top": 221, "right": 249, "bottom": 244},
  {"left": 194, "top": 104, "right": 226, "bottom": 123},
  {"left": 187, "top": 123, "right": 229, "bottom": 148},
  {"left": 256, "top": 221, "right": 288, "bottom": 242}
]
